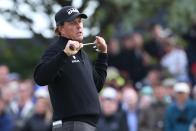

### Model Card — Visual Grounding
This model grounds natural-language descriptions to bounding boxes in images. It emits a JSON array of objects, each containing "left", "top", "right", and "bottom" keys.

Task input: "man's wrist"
[
  {"left": 100, "top": 50, "right": 107, "bottom": 53},
  {"left": 99, "top": 48, "right": 107, "bottom": 53},
  {"left": 63, "top": 50, "right": 71, "bottom": 56}
]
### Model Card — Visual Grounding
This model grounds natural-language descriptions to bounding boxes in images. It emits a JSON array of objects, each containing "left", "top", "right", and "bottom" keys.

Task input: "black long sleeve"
[
  {"left": 34, "top": 50, "right": 68, "bottom": 86},
  {"left": 33, "top": 36, "right": 108, "bottom": 125},
  {"left": 93, "top": 53, "right": 108, "bottom": 92}
]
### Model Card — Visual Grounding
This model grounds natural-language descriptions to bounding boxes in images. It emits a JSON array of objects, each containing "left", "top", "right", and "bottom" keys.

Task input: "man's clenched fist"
[
  {"left": 64, "top": 40, "right": 83, "bottom": 56},
  {"left": 95, "top": 36, "right": 107, "bottom": 53}
]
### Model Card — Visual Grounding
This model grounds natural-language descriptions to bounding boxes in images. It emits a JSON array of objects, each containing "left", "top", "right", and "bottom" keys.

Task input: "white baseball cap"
[
  {"left": 100, "top": 87, "right": 117, "bottom": 100},
  {"left": 174, "top": 82, "right": 190, "bottom": 93},
  {"left": 35, "top": 87, "right": 49, "bottom": 98}
]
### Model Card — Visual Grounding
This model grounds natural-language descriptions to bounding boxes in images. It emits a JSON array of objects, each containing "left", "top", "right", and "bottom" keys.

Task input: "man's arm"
[
  {"left": 34, "top": 44, "right": 68, "bottom": 86},
  {"left": 34, "top": 40, "right": 83, "bottom": 86},
  {"left": 93, "top": 53, "right": 108, "bottom": 92},
  {"left": 93, "top": 36, "right": 108, "bottom": 92}
]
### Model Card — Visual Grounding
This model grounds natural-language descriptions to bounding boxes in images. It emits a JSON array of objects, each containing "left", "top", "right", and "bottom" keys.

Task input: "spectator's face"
[
  {"left": 122, "top": 88, "right": 138, "bottom": 109},
  {"left": 18, "top": 81, "right": 33, "bottom": 100},
  {"left": 175, "top": 92, "right": 189, "bottom": 104},
  {"left": 122, "top": 36, "right": 134, "bottom": 49},
  {"left": 108, "top": 39, "right": 120, "bottom": 54},
  {"left": 100, "top": 97, "right": 118, "bottom": 116},
  {"left": 4, "top": 81, "right": 20, "bottom": 102},
  {"left": 2, "top": 86, "right": 14, "bottom": 103},
  {"left": 0, "top": 99, "right": 5, "bottom": 113},
  {"left": 0, "top": 65, "right": 9, "bottom": 85},
  {"left": 131, "top": 33, "right": 143, "bottom": 48},
  {"left": 147, "top": 70, "right": 161, "bottom": 86},
  {"left": 139, "top": 95, "right": 152, "bottom": 109},
  {"left": 154, "top": 86, "right": 166, "bottom": 101},
  {"left": 59, "top": 17, "right": 84, "bottom": 42},
  {"left": 35, "top": 98, "right": 49, "bottom": 114},
  {"left": 151, "top": 25, "right": 163, "bottom": 39},
  {"left": 163, "top": 43, "right": 173, "bottom": 53},
  {"left": 164, "top": 86, "right": 174, "bottom": 97}
]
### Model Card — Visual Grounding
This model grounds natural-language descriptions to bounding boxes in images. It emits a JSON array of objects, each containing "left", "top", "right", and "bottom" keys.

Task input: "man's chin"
[{"left": 75, "top": 36, "right": 83, "bottom": 42}]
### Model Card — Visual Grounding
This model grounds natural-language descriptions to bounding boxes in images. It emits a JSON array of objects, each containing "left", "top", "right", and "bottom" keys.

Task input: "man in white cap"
[
  {"left": 165, "top": 82, "right": 196, "bottom": 131},
  {"left": 97, "top": 87, "right": 128, "bottom": 131}
]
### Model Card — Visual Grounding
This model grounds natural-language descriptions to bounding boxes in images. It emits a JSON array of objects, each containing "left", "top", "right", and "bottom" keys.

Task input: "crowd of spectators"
[
  {"left": 97, "top": 23, "right": 196, "bottom": 131},
  {"left": 0, "top": 23, "right": 196, "bottom": 131},
  {"left": 0, "top": 65, "right": 52, "bottom": 131}
]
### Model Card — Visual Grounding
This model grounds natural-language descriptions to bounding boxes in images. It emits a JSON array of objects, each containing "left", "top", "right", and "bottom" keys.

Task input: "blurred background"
[{"left": 0, "top": 0, "right": 196, "bottom": 131}]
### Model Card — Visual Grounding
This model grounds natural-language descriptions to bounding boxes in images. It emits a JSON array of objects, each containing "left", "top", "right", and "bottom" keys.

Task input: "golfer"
[{"left": 34, "top": 5, "right": 108, "bottom": 131}]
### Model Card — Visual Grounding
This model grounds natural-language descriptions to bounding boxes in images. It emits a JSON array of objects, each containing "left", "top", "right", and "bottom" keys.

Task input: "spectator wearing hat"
[
  {"left": 162, "top": 78, "right": 176, "bottom": 104},
  {"left": 97, "top": 87, "right": 128, "bottom": 131},
  {"left": 165, "top": 82, "right": 196, "bottom": 131},
  {"left": 138, "top": 86, "right": 153, "bottom": 110}
]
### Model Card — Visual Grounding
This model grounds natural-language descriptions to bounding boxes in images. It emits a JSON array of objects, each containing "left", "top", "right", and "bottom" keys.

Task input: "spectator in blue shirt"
[
  {"left": 165, "top": 82, "right": 196, "bottom": 131},
  {"left": 0, "top": 91, "right": 13, "bottom": 131}
]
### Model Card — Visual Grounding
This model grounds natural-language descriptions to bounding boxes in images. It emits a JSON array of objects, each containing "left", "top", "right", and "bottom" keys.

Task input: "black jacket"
[
  {"left": 22, "top": 113, "right": 51, "bottom": 131},
  {"left": 34, "top": 36, "right": 108, "bottom": 124},
  {"left": 96, "top": 111, "right": 129, "bottom": 131}
]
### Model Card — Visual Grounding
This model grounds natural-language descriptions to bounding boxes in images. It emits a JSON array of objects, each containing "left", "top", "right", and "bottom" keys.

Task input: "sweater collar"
[
  {"left": 58, "top": 36, "right": 83, "bottom": 54},
  {"left": 58, "top": 36, "right": 69, "bottom": 46}
]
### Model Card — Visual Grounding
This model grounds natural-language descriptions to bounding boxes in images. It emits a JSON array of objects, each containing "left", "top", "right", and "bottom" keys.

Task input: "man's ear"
[
  {"left": 58, "top": 26, "right": 62, "bottom": 33},
  {"left": 55, "top": 27, "right": 60, "bottom": 36},
  {"left": 56, "top": 26, "right": 64, "bottom": 36}
]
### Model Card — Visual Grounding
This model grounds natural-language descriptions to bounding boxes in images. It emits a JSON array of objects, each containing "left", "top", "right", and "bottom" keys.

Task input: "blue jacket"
[
  {"left": 165, "top": 99, "right": 196, "bottom": 131},
  {"left": 0, "top": 112, "right": 13, "bottom": 131}
]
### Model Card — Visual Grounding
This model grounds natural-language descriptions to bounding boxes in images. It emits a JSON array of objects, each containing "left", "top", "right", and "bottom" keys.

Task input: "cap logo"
[{"left": 67, "top": 8, "right": 79, "bottom": 15}]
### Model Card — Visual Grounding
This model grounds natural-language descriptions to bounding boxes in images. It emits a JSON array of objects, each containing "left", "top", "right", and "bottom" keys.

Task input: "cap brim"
[
  {"left": 66, "top": 13, "right": 87, "bottom": 22},
  {"left": 176, "top": 91, "right": 188, "bottom": 93}
]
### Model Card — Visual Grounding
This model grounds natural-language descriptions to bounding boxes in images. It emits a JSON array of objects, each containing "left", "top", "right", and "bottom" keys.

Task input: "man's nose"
[{"left": 76, "top": 23, "right": 82, "bottom": 29}]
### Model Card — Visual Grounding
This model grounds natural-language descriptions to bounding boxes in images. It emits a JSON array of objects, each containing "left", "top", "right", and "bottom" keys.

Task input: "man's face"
[
  {"left": 100, "top": 98, "right": 118, "bottom": 116},
  {"left": 59, "top": 17, "right": 84, "bottom": 42},
  {"left": 175, "top": 92, "right": 189, "bottom": 104},
  {"left": 0, "top": 66, "right": 9, "bottom": 84}
]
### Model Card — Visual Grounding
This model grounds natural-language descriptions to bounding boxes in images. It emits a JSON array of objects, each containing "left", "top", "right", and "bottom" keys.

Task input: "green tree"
[
  {"left": 1, "top": 0, "right": 196, "bottom": 78},
  {"left": 0, "top": 38, "right": 48, "bottom": 78},
  {"left": 1, "top": 0, "right": 196, "bottom": 38}
]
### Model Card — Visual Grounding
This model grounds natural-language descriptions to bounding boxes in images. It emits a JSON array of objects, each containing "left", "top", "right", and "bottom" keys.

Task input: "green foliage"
[
  {"left": 1, "top": 0, "right": 196, "bottom": 78},
  {"left": 167, "top": 0, "right": 196, "bottom": 32},
  {"left": 2, "top": 0, "right": 196, "bottom": 37},
  {"left": 0, "top": 39, "right": 47, "bottom": 78}
]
